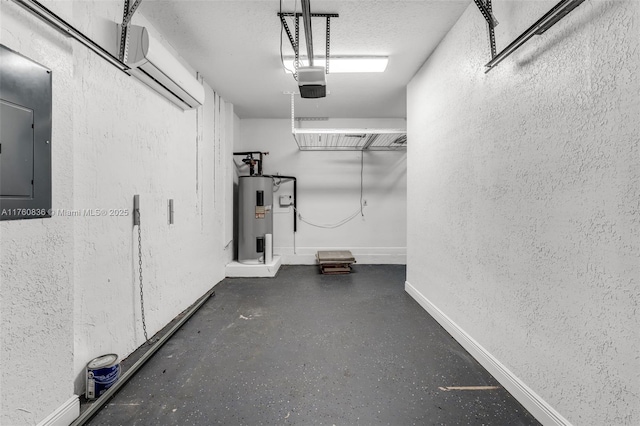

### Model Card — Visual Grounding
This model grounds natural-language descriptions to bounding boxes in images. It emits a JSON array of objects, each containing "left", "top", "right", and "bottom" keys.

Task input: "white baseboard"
[
  {"left": 226, "top": 255, "right": 282, "bottom": 277},
  {"left": 278, "top": 247, "right": 406, "bottom": 265},
  {"left": 37, "top": 395, "right": 79, "bottom": 426},
  {"left": 405, "top": 281, "right": 572, "bottom": 426}
]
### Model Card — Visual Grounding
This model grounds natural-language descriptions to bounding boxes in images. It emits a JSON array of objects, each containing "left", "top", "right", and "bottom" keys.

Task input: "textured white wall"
[
  {"left": 238, "top": 119, "right": 407, "bottom": 264},
  {"left": 407, "top": 1, "right": 639, "bottom": 425},
  {"left": 1, "top": 2, "right": 75, "bottom": 424},
  {"left": 1, "top": 1, "right": 234, "bottom": 424}
]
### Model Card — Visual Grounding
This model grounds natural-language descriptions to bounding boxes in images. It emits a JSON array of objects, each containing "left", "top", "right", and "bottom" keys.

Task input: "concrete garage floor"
[{"left": 87, "top": 265, "right": 540, "bottom": 425}]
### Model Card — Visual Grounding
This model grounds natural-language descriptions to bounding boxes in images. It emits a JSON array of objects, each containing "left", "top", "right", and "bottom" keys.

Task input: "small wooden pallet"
[{"left": 316, "top": 250, "right": 356, "bottom": 274}]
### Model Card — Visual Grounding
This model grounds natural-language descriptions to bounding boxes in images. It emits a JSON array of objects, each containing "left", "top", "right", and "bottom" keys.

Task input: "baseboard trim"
[
  {"left": 226, "top": 255, "right": 282, "bottom": 277},
  {"left": 37, "top": 395, "right": 79, "bottom": 426},
  {"left": 278, "top": 247, "right": 406, "bottom": 265},
  {"left": 405, "top": 281, "right": 572, "bottom": 426}
]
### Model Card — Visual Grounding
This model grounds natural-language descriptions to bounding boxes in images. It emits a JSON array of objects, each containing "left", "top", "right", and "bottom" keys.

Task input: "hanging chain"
[{"left": 136, "top": 209, "right": 149, "bottom": 344}]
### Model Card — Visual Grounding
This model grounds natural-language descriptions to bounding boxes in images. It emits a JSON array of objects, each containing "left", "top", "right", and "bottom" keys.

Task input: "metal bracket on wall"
[
  {"left": 118, "top": 0, "right": 130, "bottom": 61},
  {"left": 118, "top": 0, "right": 143, "bottom": 61},
  {"left": 473, "top": 0, "right": 498, "bottom": 59},
  {"left": 486, "top": 0, "right": 496, "bottom": 59},
  {"left": 477, "top": 0, "right": 587, "bottom": 73},
  {"left": 11, "top": 0, "right": 129, "bottom": 72}
]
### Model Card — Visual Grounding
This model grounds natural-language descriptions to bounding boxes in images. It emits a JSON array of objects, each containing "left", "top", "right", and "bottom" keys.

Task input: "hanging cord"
[
  {"left": 294, "top": 205, "right": 365, "bottom": 229},
  {"left": 136, "top": 208, "right": 149, "bottom": 344},
  {"left": 292, "top": 151, "right": 366, "bottom": 229}
]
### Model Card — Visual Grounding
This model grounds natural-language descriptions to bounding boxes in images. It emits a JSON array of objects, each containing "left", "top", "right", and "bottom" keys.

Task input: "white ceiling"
[{"left": 139, "top": 0, "right": 471, "bottom": 119}]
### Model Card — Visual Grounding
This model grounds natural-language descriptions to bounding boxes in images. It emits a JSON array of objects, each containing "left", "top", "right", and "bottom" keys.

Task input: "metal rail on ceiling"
[
  {"left": 277, "top": 12, "right": 339, "bottom": 74},
  {"left": 278, "top": 12, "right": 340, "bottom": 17},
  {"left": 301, "top": 0, "right": 314, "bottom": 66}
]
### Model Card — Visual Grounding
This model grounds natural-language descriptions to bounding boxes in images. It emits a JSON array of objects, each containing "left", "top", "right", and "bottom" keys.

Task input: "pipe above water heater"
[{"left": 233, "top": 151, "right": 268, "bottom": 176}]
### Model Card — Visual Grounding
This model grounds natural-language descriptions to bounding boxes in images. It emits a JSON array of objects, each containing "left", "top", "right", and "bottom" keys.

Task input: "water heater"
[{"left": 238, "top": 176, "right": 273, "bottom": 264}]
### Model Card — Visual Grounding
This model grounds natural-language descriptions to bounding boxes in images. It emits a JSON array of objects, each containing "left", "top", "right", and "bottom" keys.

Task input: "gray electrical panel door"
[
  {"left": 1, "top": 101, "right": 34, "bottom": 197},
  {"left": 0, "top": 44, "right": 52, "bottom": 220}
]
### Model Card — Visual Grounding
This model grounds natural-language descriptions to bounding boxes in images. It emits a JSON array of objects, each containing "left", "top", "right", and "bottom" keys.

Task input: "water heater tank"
[{"left": 238, "top": 176, "right": 273, "bottom": 264}]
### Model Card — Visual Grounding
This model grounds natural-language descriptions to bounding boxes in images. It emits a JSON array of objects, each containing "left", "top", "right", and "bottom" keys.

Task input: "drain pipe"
[{"left": 70, "top": 289, "right": 216, "bottom": 426}]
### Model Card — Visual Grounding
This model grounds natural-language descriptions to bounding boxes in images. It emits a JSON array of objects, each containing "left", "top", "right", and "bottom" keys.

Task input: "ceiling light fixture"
[{"left": 283, "top": 56, "right": 389, "bottom": 74}]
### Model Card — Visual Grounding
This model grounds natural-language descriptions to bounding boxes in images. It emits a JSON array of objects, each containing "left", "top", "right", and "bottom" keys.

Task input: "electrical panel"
[
  {"left": 279, "top": 195, "right": 293, "bottom": 207},
  {"left": 0, "top": 45, "right": 52, "bottom": 220}
]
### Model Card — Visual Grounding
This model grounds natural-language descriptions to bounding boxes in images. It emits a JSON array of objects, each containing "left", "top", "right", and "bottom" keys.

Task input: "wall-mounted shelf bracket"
[{"left": 483, "top": 0, "right": 586, "bottom": 72}]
